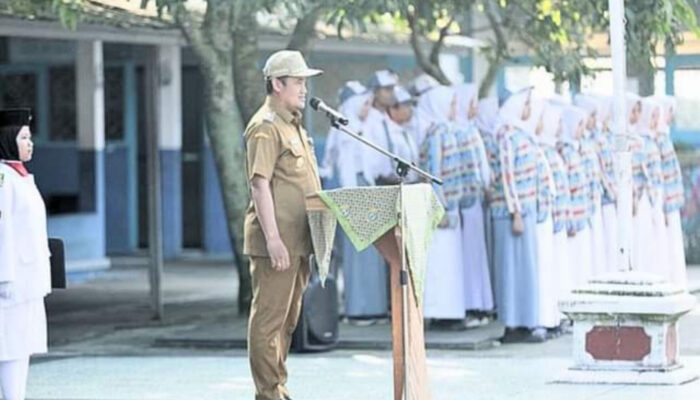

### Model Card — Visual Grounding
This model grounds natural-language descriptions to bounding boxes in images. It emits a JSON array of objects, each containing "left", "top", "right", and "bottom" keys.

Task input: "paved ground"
[{"left": 23, "top": 258, "right": 700, "bottom": 400}]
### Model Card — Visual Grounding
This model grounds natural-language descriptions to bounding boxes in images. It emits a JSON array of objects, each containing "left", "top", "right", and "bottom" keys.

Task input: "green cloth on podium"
[{"left": 309, "top": 184, "right": 444, "bottom": 305}]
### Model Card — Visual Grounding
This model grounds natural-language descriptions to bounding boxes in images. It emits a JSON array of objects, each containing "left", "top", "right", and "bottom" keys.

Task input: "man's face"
[
  {"left": 374, "top": 86, "right": 395, "bottom": 109},
  {"left": 389, "top": 103, "right": 413, "bottom": 125},
  {"left": 273, "top": 76, "right": 307, "bottom": 112}
]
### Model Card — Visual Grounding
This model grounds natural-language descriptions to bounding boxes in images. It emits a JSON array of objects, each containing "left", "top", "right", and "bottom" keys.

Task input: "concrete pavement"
[{"left": 29, "top": 258, "right": 700, "bottom": 400}]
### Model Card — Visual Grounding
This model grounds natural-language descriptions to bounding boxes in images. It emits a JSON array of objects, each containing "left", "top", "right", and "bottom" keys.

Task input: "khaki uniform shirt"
[{"left": 243, "top": 97, "right": 322, "bottom": 257}]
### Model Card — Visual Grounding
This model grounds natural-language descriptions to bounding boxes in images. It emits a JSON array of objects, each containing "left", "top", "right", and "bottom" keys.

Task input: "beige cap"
[{"left": 262, "top": 50, "right": 323, "bottom": 79}]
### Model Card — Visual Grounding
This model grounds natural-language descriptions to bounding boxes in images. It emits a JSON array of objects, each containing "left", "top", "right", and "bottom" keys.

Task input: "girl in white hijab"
[
  {"left": 532, "top": 101, "right": 567, "bottom": 336},
  {"left": 321, "top": 88, "right": 374, "bottom": 188},
  {"left": 635, "top": 97, "right": 666, "bottom": 276},
  {"left": 539, "top": 103, "right": 571, "bottom": 334},
  {"left": 628, "top": 94, "right": 653, "bottom": 274},
  {"left": 591, "top": 96, "right": 618, "bottom": 273},
  {"left": 418, "top": 85, "right": 468, "bottom": 329},
  {"left": 454, "top": 83, "right": 494, "bottom": 327},
  {"left": 558, "top": 105, "right": 594, "bottom": 289},
  {"left": 492, "top": 88, "right": 545, "bottom": 343},
  {"left": 323, "top": 85, "right": 390, "bottom": 322},
  {"left": 574, "top": 94, "right": 606, "bottom": 277},
  {"left": 655, "top": 96, "right": 687, "bottom": 287}
]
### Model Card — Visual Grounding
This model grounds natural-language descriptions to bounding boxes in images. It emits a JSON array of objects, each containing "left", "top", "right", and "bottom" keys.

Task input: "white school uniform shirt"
[
  {"left": 0, "top": 162, "right": 52, "bottom": 307},
  {"left": 365, "top": 113, "right": 420, "bottom": 182}
]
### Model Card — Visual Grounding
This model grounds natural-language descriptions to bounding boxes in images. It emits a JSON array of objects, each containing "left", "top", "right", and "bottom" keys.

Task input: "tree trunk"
[
  {"left": 233, "top": 6, "right": 264, "bottom": 125},
  {"left": 179, "top": 1, "right": 252, "bottom": 314},
  {"left": 479, "top": 57, "right": 501, "bottom": 99},
  {"left": 200, "top": 60, "right": 252, "bottom": 314},
  {"left": 286, "top": 5, "right": 323, "bottom": 56},
  {"left": 627, "top": 49, "right": 655, "bottom": 96}
]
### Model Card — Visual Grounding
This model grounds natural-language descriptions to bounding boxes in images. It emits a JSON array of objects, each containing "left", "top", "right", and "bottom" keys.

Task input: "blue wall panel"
[{"left": 161, "top": 149, "right": 183, "bottom": 258}]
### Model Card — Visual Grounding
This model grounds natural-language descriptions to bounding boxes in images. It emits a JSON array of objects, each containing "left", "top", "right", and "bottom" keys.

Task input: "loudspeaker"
[
  {"left": 290, "top": 255, "right": 339, "bottom": 353},
  {"left": 48, "top": 238, "right": 66, "bottom": 289}
]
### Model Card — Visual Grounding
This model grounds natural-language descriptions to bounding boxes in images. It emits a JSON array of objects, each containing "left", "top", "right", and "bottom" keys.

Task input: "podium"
[{"left": 306, "top": 184, "right": 444, "bottom": 400}]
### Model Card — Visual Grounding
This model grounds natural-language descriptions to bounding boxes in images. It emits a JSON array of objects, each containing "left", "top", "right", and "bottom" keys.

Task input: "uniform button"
[{"left": 296, "top": 158, "right": 305, "bottom": 167}]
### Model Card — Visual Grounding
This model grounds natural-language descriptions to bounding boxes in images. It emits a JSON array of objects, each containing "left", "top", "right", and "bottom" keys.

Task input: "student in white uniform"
[
  {"left": 362, "top": 70, "right": 399, "bottom": 182},
  {"left": 638, "top": 98, "right": 666, "bottom": 276},
  {"left": 574, "top": 94, "right": 606, "bottom": 277},
  {"left": 319, "top": 80, "right": 373, "bottom": 188},
  {"left": 322, "top": 83, "right": 390, "bottom": 323},
  {"left": 418, "top": 85, "right": 468, "bottom": 330},
  {"left": 656, "top": 96, "right": 687, "bottom": 288},
  {"left": 366, "top": 86, "right": 420, "bottom": 184},
  {"left": 0, "top": 109, "right": 51, "bottom": 400},
  {"left": 454, "top": 83, "right": 494, "bottom": 327}
]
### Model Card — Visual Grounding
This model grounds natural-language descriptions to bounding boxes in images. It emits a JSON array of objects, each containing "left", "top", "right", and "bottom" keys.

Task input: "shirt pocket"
[{"left": 281, "top": 143, "right": 307, "bottom": 172}]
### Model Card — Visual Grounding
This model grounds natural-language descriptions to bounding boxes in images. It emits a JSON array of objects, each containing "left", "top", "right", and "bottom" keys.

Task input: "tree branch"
[
  {"left": 406, "top": 10, "right": 451, "bottom": 85},
  {"left": 429, "top": 16, "right": 454, "bottom": 66},
  {"left": 286, "top": 3, "right": 325, "bottom": 56}
]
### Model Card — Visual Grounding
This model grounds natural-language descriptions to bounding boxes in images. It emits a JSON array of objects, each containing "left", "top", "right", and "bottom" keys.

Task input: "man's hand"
[
  {"left": 0, "top": 282, "right": 13, "bottom": 300},
  {"left": 512, "top": 212, "right": 524, "bottom": 236},
  {"left": 438, "top": 215, "right": 451, "bottom": 228},
  {"left": 267, "top": 237, "right": 291, "bottom": 271}
]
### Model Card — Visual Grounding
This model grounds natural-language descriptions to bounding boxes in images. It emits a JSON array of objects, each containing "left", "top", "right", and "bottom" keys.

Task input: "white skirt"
[
  {"left": 460, "top": 204, "right": 494, "bottom": 312},
  {"left": 554, "top": 230, "right": 570, "bottom": 314},
  {"left": 0, "top": 299, "right": 48, "bottom": 361},
  {"left": 423, "top": 226, "right": 465, "bottom": 319},
  {"left": 601, "top": 203, "right": 618, "bottom": 273},
  {"left": 650, "top": 199, "right": 670, "bottom": 279},
  {"left": 568, "top": 227, "right": 593, "bottom": 289},
  {"left": 667, "top": 211, "right": 687, "bottom": 289},
  {"left": 589, "top": 208, "right": 607, "bottom": 278},
  {"left": 633, "top": 197, "right": 654, "bottom": 274},
  {"left": 536, "top": 217, "right": 558, "bottom": 328}
]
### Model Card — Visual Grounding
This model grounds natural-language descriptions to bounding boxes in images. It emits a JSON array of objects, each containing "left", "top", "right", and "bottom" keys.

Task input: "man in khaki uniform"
[{"left": 243, "top": 50, "right": 323, "bottom": 400}]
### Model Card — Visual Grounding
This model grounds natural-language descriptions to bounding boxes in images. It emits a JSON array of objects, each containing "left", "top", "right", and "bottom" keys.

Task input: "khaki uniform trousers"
[{"left": 248, "top": 256, "right": 310, "bottom": 400}]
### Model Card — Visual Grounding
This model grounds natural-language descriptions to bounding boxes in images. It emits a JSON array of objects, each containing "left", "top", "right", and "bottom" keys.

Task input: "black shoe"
[
  {"left": 499, "top": 327, "right": 529, "bottom": 343},
  {"left": 429, "top": 318, "right": 467, "bottom": 331}
]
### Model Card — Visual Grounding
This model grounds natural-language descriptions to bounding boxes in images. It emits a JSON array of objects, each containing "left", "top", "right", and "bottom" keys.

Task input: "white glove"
[{"left": 0, "top": 282, "right": 14, "bottom": 300}]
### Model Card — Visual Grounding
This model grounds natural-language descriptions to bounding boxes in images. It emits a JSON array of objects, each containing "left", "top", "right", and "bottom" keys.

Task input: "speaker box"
[
  {"left": 49, "top": 238, "right": 66, "bottom": 289},
  {"left": 291, "top": 255, "right": 339, "bottom": 353}
]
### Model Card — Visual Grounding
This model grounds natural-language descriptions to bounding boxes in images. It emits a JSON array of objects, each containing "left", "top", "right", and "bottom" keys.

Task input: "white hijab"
[
  {"left": 539, "top": 103, "right": 562, "bottom": 147},
  {"left": 416, "top": 85, "right": 456, "bottom": 136},
  {"left": 521, "top": 98, "right": 545, "bottom": 137},
  {"left": 560, "top": 105, "right": 587, "bottom": 146},
  {"left": 655, "top": 95, "right": 677, "bottom": 136},
  {"left": 498, "top": 88, "right": 532, "bottom": 133},
  {"left": 476, "top": 97, "right": 499, "bottom": 136},
  {"left": 638, "top": 97, "right": 661, "bottom": 138},
  {"left": 626, "top": 93, "right": 642, "bottom": 136},
  {"left": 455, "top": 83, "right": 478, "bottom": 125},
  {"left": 339, "top": 93, "right": 372, "bottom": 133},
  {"left": 573, "top": 94, "right": 598, "bottom": 138},
  {"left": 593, "top": 96, "right": 613, "bottom": 132}
]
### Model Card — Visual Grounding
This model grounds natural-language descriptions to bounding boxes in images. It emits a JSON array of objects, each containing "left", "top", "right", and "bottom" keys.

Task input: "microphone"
[{"left": 309, "top": 97, "right": 349, "bottom": 126}]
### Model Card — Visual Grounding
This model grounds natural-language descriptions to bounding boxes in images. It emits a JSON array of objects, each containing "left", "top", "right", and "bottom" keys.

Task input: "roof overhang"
[{"left": 0, "top": 15, "right": 185, "bottom": 46}]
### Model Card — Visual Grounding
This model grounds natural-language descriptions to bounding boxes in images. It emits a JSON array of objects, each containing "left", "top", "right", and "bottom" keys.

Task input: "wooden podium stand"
[{"left": 306, "top": 194, "right": 431, "bottom": 400}]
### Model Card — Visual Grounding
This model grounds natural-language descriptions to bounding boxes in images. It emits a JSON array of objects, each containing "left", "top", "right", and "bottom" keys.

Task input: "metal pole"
[
  {"left": 608, "top": 0, "right": 633, "bottom": 272},
  {"left": 145, "top": 45, "right": 164, "bottom": 319}
]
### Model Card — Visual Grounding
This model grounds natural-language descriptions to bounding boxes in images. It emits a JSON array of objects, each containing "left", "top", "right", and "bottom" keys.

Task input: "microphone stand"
[{"left": 327, "top": 115, "right": 441, "bottom": 400}]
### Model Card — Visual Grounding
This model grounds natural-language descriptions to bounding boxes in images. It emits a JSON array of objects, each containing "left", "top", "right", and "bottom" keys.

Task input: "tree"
[{"left": 26, "top": 0, "right": 325, "bottom": 314}]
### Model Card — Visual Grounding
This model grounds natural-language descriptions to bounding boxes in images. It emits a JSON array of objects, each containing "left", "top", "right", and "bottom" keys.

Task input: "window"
[
  {"left": 0, "top": 72, "right": 38, "bottom": 133},
  {"left": 105, "top": 66, "right": 125, "bottom": 141},
  {"left": 49, "top": 65, "right": 77, "bottom": 141}
]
